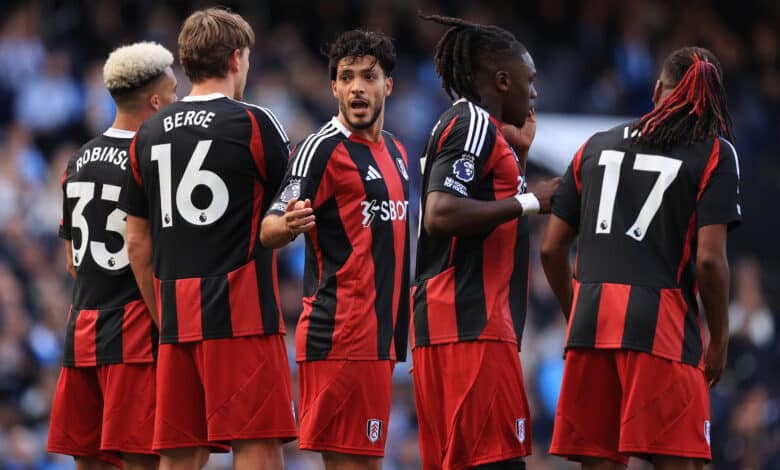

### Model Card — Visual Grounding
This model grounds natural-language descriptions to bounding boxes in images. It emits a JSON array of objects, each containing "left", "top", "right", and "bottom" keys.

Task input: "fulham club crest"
[
  {"left": 366, "top": 419, "right": 383, "bottom": 443},
  {"left": 515, "top": 418, "right": 526, "bottom": 443}
]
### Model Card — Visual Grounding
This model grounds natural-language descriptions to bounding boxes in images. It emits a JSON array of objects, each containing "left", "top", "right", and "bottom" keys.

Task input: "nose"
[
  {"left": 530, "top": 83, "right": 537, "bottom": 100},
  {"left": 351, "top": 76, "right": 366, "bottom": 95}
]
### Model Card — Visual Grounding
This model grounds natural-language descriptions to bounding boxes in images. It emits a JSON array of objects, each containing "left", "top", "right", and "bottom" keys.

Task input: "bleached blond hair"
[{"left": 103, "top": 41, "right": 173, "bottom": 93}]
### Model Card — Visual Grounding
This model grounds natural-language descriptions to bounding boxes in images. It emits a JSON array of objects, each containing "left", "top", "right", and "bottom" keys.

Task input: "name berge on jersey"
[
  {"left": 360, "top": 199, "right": 408, "bottom": 228},
  {"left": 75, "top": 146, "right": 128, "bottom": 172},
  {"left": 163, "top": 110, "right": 216, "bottom": 133}
]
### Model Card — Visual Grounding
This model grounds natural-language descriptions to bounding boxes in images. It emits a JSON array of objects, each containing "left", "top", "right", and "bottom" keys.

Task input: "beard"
[{"left": 343, "top": 102, "right": 383, "bottom": 130}]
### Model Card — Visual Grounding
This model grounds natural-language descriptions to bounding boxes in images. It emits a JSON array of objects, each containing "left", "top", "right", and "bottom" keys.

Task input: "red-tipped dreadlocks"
[{"left": 633, "top": 47, "right": 734, "bottom": 149}]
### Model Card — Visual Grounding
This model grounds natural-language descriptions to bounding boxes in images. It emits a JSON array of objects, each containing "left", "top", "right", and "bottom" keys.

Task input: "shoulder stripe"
[
  {"left": 464, "top": 103, "right": 477, "bottom": 154},
  {"left": 291, "top": 123, "right": 335, "bottom": 176},
  {"left": 235, "top": 100, "right": 290, "bottom": 143},
  {"left": 293, "top": 124, "right": 340, "bottom": 177},
  {"left": 720, "top": 138, "right": 740, "bottom": 180},
  {"left": 473, "top": 107, "right": 490, "bottom": 156}
]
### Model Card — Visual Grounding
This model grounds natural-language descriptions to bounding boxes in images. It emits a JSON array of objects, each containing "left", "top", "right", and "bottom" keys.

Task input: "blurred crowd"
[{"left": 0, "top": 1, "right": 778, "bottom": 469}]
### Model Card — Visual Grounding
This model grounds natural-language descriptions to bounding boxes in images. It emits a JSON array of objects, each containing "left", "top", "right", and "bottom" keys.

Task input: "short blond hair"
[
  {"left": 178, "top": 8, "right": 255, "bottom": 83},
  {"left": 103, "top": 41, "right": 173, "bottom": 93}
]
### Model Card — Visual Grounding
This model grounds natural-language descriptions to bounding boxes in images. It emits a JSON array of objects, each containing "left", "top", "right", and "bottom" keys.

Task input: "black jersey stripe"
[
  {"left": 200, "top": 274, "right": 232, "bottom": 339},
  {"left": 95, "top": 307, "right": 124, "bottom": 363},
  {"left": 255, "top": 247, "right": 281, "bottom": 334}
]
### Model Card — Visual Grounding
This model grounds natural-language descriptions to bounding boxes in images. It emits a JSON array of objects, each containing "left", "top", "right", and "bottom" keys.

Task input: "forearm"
[
  {"left": 260, "top": 214, "right": 293, "bottom": 249},
  {"left": 130, "top": 253, "right": 159, "bottom": 329},
  {"left": 424, "top": 193, "right": 522, "bottom": 238},
  {"left": 698, "top": 254, "right": 730, "bottom": 345},
  {"left": 541, "top": 248, "right": 573, "bottom": 320}
]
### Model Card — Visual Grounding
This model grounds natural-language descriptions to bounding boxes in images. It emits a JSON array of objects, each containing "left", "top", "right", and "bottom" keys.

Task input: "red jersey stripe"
[
  {"left": 246, "top": 109, "right": 267, "bottom": 181},
  {"left": 73, "top": 309, "right": 98, "bottom": 365},
  {"left": 122, "top": 299, "right": 154, "bottom": 362},
  {"left": 594, "top": 283, "right": 630, "bottom": 346},
  {"left": 129, "top": 137, "right": 142, "bottom": 186},
  {"left": 436, "top": 116, "right": 458, "bottom": 154},
  {"left": 175, "top": 278, "right": 203, "bottom": 341},
  {"left": 572, "top": 140, "right": 588, "bottom": 194},
  {"left": 227, "top": 259, "right": 263, "bottom": 334},
  {"left": 652, "top": 288, "right": 687, "bottom": 358}
]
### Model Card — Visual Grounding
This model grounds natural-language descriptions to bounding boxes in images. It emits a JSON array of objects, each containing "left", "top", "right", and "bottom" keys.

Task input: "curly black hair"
[{"left": 324, "top": 29, "right": 396, "bottom": 81}]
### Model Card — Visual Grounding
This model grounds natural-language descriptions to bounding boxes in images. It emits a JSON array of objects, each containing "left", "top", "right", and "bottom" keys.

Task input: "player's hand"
[
  {"left": 501, "top": 108, "right": 536, "bottom": 153},
  {"left": 284, "top": 198, "right": 315, "bottom": 237},
  {"left": 528, "top": 177, "right": 561, "bottom": 214},
  {"left": 704, "top": 338, "right": 728, "bottom": 388}
]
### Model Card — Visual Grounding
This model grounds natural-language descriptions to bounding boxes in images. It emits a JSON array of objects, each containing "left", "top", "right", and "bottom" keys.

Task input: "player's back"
[
  {"left": 569, "top": 124, "right": 737, "bottom": 288},
  {"left": 554, "top": 122, "right": 740, "bottom": 365},
  {"left": 61, "top": 129, "right": 156, "bottom": 366},
  {"left": 122, "top": 93, "right": 290, "bottom": 343}
]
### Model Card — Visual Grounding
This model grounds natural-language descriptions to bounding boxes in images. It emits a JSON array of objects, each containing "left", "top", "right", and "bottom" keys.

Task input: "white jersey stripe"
[
  {"left": 300, "top": 127, "right": 340, "bottom": 177},
  {"left": 292, "top": 123, "right": 336, "bottom": 177},
  {"left": 464, "top": 103, "right": 476, "bottom": 153}
]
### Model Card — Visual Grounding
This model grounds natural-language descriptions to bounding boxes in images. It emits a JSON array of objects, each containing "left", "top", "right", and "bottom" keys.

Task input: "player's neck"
[
  {"left": 189, "top": 79, "right": 236, "bottom": 101},
  {"left": 110, "top": 112, "right": 145, "bottom": 133},
  {"left": 337, "top": 113, "right": 384, "bottom": 143},
  {"left": 476, "top": 94, "right": 503, "bottom": 122}
]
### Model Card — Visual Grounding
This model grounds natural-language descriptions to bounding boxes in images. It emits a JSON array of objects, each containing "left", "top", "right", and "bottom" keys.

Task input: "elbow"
[
  {"left": 259, "top": 218, "right": 286, "bottom": 249},
  {"left": 423, "top": 213, "right": 449, "bottom": 238},
  {"left": 540, "top": 238, "right": 565, "bottom": 269},
  {"left": 696, "top": 252, "right": 728, "bottom": 275}
]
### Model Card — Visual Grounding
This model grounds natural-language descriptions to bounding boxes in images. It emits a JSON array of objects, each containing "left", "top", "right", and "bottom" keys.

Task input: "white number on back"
[
  {"left": 595, "top": 151, "right": 682, "bottom": 241},
  {"left": 66, "top": 182, "right": 129, "bottom": 270},
  {"left": 151, "top": 140, "right": 229, "bottom": 227}
]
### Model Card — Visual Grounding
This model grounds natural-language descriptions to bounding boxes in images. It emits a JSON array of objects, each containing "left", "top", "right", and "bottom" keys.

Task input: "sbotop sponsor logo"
[{"left": 360, "top": 199, "right": 409, "bottom": 228}]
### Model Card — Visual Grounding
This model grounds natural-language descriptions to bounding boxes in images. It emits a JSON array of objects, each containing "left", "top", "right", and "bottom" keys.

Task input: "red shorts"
[
  {"left": 412, "top": 341, "right": 532, "bottom": 470},
  {"left": 154, "top": 334, "right": 297, "bottom": 450},
  {"left": 298, "top": 360, "right": 394, "bottom": 457},
  {"left": 550, "top": 349, "right": 712, "bottom": 465},
  {"left": 47, "top": 363, "right": 156, "bottom": 464}
]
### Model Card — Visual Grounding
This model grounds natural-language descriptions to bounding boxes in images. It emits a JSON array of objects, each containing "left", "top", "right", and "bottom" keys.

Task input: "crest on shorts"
[
  {"left": 704, "top": 420, "right": 711, "bottom": 446},
  {"left": 366, "top": 419, "right": 383, "bottom": 443},
  {"left": 279, "top": 178, "right": 301, "bottom": 203},
  {"left": 452, "top": 153, "right": 476, "bottom": 182},
  {"left": 396, "top": 158, "right": 409, "bottom": 181},
  {"left": 515, "top": 418, "right": 526, "bottom": 443}
]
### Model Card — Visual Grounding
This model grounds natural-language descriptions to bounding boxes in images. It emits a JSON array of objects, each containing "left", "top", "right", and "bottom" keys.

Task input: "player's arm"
[
  {"left": 59, "top": 161, "right": 76, "bottom": 278},
  {"left": 261, "top": 139, "right": 333, "bottom": 248},
  {"left": 423, "top": 115, "right": 557, "bottom": 238},
  {"left": 117, "top": 135, "right": 158, "bottom": 328},
  {"left": 696, "top": 224, "right": 729, "bottom": 387},
  {"left": 696, "top": 138, "right": 741, "bottom": 387},
  {"left": 500, "top": 108, "right": 536, "bottom": 172},
  {"left": 64, "top": 242, "right": 76, "bottom": 278},
  {"left": 540, "top": 215, "right": 577, "bottom": 320},
  {"left": 541, "top": 154, "right": 583, "bottom": 320},
  {"left": 126, "top": 215, "right": 158, "bottom": 329}
]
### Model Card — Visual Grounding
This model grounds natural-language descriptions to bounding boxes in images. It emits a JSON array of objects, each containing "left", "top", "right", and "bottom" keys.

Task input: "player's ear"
[
  {"left": 384, "top": 76, "right": 393, "bottom": 97},
  {"left": 652, "top": 79, "right": 663, "bottom": 107},
  {"left": 150, "top": 93, "right": 161, "bottom": 111},
  {"left": 331, "top": 80, "right": 338, "bottom": 98},
  {"left": 495, "top": 70, "right": 511, "bottom": 93},
  {"left": 229, "top": 48, "right": 241, "bottom": 73}
]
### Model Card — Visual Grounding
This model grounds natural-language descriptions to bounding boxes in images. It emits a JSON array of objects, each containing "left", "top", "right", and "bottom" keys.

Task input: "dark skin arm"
[
  {"left": 540, "top": 215, "right": 578, "bottom": 321},
  {"left": 696, "top": 223, "right": 730, "bottom": 387},
  {"left": 64, "top": 241, "right": 76, "bottom": 279},
  {"left": 424, "top": 178, "right": 560, "bottom": 238}
]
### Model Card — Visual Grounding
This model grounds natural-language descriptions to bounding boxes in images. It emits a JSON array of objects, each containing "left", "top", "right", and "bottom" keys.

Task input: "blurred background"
[{"left": 0, "top": 0, "right": 777, "bottom": 469}]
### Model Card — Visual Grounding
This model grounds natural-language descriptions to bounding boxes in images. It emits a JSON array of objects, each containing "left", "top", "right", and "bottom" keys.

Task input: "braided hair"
[
  {"left": 633, "top": 47, "right": 734, "bottom": 149},
  {"left": 419, "top": 14, "right": 526, "bottom": 104}
]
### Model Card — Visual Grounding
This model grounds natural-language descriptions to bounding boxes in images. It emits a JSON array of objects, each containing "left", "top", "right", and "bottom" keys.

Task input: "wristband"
[{"left": 514, "top": 192, "right": 540, "bottom": 215}]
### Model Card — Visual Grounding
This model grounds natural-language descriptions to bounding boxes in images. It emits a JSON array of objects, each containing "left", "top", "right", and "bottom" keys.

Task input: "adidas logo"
[{"left": 365, "top": 165, "right": 383, "bottom": 181}]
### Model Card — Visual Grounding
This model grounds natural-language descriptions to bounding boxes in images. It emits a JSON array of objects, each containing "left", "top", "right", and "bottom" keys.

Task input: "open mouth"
[{"left": 350, "top": 100, "right": 369, "bottom": 111}]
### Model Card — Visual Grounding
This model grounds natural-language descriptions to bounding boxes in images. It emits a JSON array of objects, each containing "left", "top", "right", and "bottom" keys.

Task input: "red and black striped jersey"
[
  {"left": 553, "top": 123, "right": 741, "bottom": 367},
  {"left": 60, "top": 129, "right": 157, "bottom": 366},
  {"left": 413, "top": 99, "right": 530, "bottom": 349},
  {"left": 268, "top": 117, "right": 410, "bottom": 362},
  {"left": 118, "top": 93, "right": 290, "bottom": 344}
]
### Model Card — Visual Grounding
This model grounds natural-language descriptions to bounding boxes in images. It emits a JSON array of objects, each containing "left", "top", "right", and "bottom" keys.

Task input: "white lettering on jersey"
[
  {"left": 360, "top": 200, "right": 408, "bottom": 228},
  {"left": 163, "top": 110, "right": 216, "bottom": 133},
  {"left": 76, "top": 147, "right": 128, "bottom": 172}
]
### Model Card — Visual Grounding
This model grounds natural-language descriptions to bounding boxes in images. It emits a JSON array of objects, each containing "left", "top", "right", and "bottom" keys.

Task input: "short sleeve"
[
  {"left": 697, "top": 138, "right": 741, "bottom": 230},
  {"left": 117, "top": 136, "right": 149, "bottom": 218},
  {"left": 59, "top": 159, "right": 76, "bottom": 240},
  {"left": 245, "top": 106, "right": 291, "bottom": 211},
  {"left": 266, "top": 135, "right": 339, "bottom": 216},
  {"left": 552, "top": 143, "right": 587, "bottom": 231},
  {"left": 427, "top": 110, "right": 492, "bottom": 198}
]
